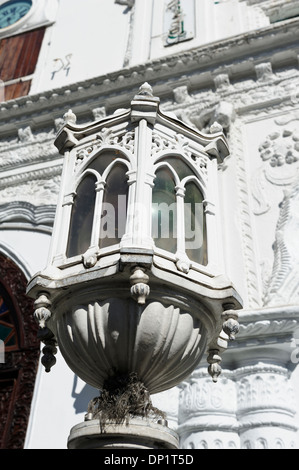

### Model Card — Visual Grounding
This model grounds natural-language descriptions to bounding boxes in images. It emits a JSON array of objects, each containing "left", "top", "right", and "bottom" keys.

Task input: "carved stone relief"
[
  {"left": 0, "top": 127, "right": 58, "bottom": 169},
  {"left": 236, "top": 364, "right": 298, "bottom": 450},
  {"left": 236, "top": 366, "right": 296, "bottom": 413},
  {"left": 250, "top": 118, "right": 299, "bottom": 305},
  {"left": 0, "top": 174, "right": 61, "bottom": 206},
  {"left": 0, "top": 126, "right": 62, "bottom": 209},
  {"left": 163, "top": 64, "right": 299, "bottom": 133},
  {"left": 263, "top": 181, "right": 299, "bottom": 306},
  {"left": 178, "top": 368, "right": 239, "bottom": 449},
  {"left": 252, "top": 126, "right": 299, "bottom": 215},
  {"left": 179, "top": 371, "right": 236, "bottom": 420},
  {"left": 178, "top": 362, "right": 299, "bottom": 449}
]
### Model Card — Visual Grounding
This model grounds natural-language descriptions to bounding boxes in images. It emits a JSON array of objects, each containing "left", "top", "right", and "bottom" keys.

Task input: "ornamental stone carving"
[
  {"left": 253, "top": 126, "right": 299, "bottom": 216},
  {"left": 236, "top": 364, "right": 298, "bottom": 449},
  {"left": 178, "top": 368, "right": 239, "bottom": 450},
  {"left": 264, "top": 181, "right": 299, "bottom": 306},
  {"left": 0, "top": 126, "right": 61, "bottom": 207}
]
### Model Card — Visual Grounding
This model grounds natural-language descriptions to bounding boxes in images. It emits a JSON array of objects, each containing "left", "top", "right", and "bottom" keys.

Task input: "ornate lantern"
[{"left": 27, "top": 83, "right": 242, "bottom": 449}]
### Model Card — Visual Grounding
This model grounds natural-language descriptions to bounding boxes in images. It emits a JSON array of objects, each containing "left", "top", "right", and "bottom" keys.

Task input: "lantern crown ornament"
[{"left": 27, "top": 84, "right": 242, "bottom": 449}]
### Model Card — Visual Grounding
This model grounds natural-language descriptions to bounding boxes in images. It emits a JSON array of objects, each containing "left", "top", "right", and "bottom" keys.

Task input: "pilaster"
[
  {"left": 178, "top": 368, "right": 239, "bottom": 449},
  {"left": 236, "top": 363, "right": 298, "bottom": 449}
]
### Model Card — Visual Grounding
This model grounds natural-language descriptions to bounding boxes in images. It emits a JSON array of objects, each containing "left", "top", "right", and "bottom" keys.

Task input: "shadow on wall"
[{"left": 71, "top": 375, "right": 98, "bottom": 414}]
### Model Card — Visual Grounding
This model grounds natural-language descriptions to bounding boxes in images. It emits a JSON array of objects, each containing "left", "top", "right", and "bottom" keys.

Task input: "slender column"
[
  {"left": 119, "top": 169, "right": 137, "bottom": 248},
  {"left": 204, "top": 157, "right": 222, "bottom": 273},
  {"left": 82, "top": 179, "right": 105, "bottom": 267},
  {"left": 175, "top": 185, "right": 191, "bottom": 273},
  {"left": 131, "top": 118, "right": 154, "bottom": 249},
  {"left": 48, "top": 150, "right": 74, "bottom": 265}
]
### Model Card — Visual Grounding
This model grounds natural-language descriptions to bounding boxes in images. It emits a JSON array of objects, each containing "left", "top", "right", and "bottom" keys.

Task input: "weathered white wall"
[
  {"left": 147, "top": 0, "right": 269, "bottom": 62},
  {"left": 31, "top": 0, "right": 132, "bottom": 94},
  {"left": 30, "top": 0, "right": 271, "bottom": 95}
]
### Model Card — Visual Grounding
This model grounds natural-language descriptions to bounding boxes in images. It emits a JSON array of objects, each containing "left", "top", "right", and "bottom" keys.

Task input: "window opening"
[
  {"left": 99, "top": 163, "right": 128, "bottom": 249},
  {"left": 66, "top": 174, "right": 97, "bottom": 258}
]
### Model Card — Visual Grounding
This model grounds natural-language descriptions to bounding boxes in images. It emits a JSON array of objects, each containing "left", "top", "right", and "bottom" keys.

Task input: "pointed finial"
[
  {"left": 138, "top": 82, "right": 153, "bottom": 97},
  {"left": 63, "top": 109, "right": 77, "bottom": 125},
  {"left": 210, "top": 121, "right": 223, "bottom": 134}
]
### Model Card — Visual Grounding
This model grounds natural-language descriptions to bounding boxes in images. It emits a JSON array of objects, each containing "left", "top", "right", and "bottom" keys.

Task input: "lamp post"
[{"left": 27, "top": 83, "right": 242, "bottom": 449}]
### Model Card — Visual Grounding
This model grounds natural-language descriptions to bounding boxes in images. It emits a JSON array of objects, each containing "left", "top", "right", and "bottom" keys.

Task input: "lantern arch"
[
  {"left": 66, "top": 149, "right": 131, "bottom": 262},
  {"left": 151, "top": 153, "right": 207, "bottom": 269}
]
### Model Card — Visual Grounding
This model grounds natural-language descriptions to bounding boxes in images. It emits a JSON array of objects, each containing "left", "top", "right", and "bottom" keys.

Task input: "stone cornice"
[
  {"left": 0, "top": 202, "right": 56, "bottom": 229},
  {"left": 0, "top": 18, "right": 299, "bottom": 137},
  {"left": 238, "top": 304, "right": 299, "bottom": 325},
  {"left": 229, "top": 305, "right": 299, "bottom": 343}
]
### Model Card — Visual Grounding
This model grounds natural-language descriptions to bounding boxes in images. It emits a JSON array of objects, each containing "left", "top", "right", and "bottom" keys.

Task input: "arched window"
[
  {"left": 66, "top": 150, "right": 130, "bottom": 258},
  {"left": 152, "top": 156, "right": 207, "bottom": 266},
  {"left": 99, "top": 163, "right": 128, "bottom": 249},
  {"left": 0, "top": 254, "right": 39, "bottom": 449},
  {"left": 88, "top": 149, "right": 118, "bottom": 175},
  {"left": 66, "top": 173, "right": 97, "bottom": 258}
]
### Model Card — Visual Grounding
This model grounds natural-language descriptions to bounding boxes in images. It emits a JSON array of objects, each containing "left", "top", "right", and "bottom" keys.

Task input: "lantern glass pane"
[
  {"left": 66, "top": 174, "right": 96, "bottom": 258},
  {"left": 89, "top": 150, "right": 118, "bottom": 175},
  {"left": 165, "top": 156, "right": 193, "bottom": 180},
  {"left": 152, "top": 167, "right": 177, "bottom": 253},
  {"left": 99, "top": 163, "right": 128, "bottom": 249},
  {"left": 184, "top": 182, "right": 207, "bottom": 265}
]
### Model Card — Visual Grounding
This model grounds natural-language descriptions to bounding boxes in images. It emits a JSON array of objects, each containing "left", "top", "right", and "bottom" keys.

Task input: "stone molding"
[
  {"left": 0, "top": 126, "right": 62, "bottom": 207},
  {"left": 0, "top": 17, "right": 298, "bottom": 135},
  {"left": 0, "top": 202, "right": 56, "bottom": 229},
  {"left": 178, "top": 361, "right": 299, "bottom": 449}
]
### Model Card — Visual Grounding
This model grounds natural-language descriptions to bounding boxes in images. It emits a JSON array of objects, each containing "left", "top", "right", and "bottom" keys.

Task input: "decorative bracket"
[
  {"left": 207, "top": 304, "right": 240, "bottom": 382},
  {"left": 130, "top": 266, "right": 150, "bottom": 304},
  {"left": 222, "top": 304, "right": 240, "bottom": 341}
]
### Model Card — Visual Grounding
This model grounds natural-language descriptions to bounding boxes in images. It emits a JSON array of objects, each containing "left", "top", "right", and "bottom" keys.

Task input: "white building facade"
[{"left": 0, "top": 0, "right": 299, "bottom": 449}]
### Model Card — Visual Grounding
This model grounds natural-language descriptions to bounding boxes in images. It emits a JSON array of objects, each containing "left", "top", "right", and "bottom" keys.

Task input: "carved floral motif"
[
  {"left": 152, "top": 131, "right": 191, "bottom": 158},
  {"left": 0, "top": 175, "right": 61, "bottom": 206},
  {"left": 76, "top": 129, "right": 135, "bottom": 163},
  {"left": 257, "top": 127, "right": 299, "bottom": 178}
]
